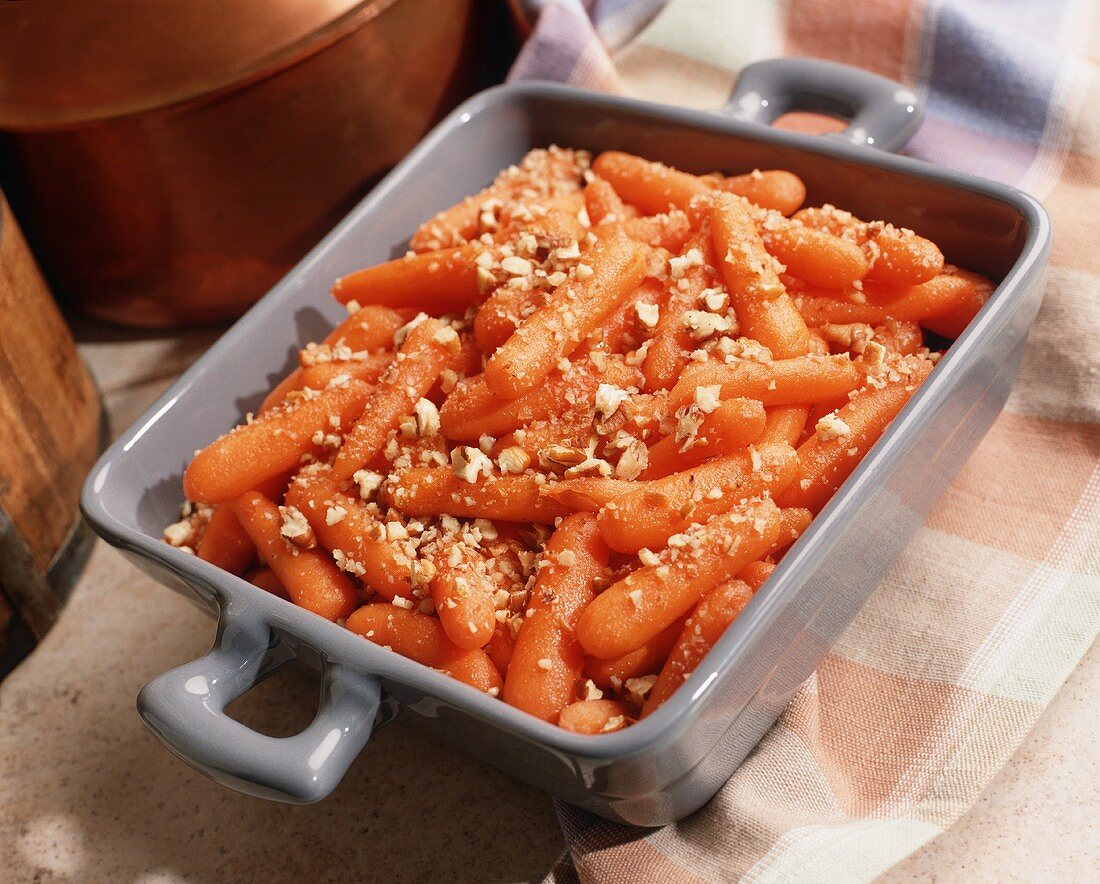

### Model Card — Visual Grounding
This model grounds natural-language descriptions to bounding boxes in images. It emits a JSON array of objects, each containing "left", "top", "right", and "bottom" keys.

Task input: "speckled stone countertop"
[{"left": 1, "top": 326, "right": 1095, "bottom": 882}]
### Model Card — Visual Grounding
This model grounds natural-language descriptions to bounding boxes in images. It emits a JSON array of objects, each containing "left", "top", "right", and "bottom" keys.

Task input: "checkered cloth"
[{"left": 509, "top": 1, "right": 1100, "bottom": 880}]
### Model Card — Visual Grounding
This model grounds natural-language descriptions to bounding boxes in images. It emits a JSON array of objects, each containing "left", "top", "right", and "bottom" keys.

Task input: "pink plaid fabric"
[{"left": 510, "top": 1, "right": 1100, "bottom": 880}]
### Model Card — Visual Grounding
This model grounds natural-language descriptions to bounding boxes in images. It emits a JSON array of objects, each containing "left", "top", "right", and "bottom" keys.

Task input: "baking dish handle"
[
  {"left": 137, "top": 607, "right": 381, "bottom": 804},
  {"left": 722, "top": 57, "right": 922, "bottom": 152}
]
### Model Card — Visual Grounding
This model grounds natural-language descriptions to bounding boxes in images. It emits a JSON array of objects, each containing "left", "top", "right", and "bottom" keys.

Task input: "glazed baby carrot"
[
  {"left": 715, "top": 169, "right": 806, "bottom": 216},
  {"left": 759, "top": 405, "right": 810, "bottom": 447},
  {"left": 778, "top": 356, "right": 935, "bottom": 513},
  {"left": 474, "top": 284, "right": 541, "bottom": 354},
  {"left": 577, "top": 498, "right": 779, "bottom": 659},
  {"left": 641, "top": 227, "right": 722, "bottom": 391},
  {"left": 315, "top": 304, "right": 408, "bottom": 358},
  {"left": 233, "top": 492, "right": 359, "bottom": 621},
  {"left": 760, "top": 216, "right": 870, "bottom": 290},
  {"left": 483, "top": 228, "right": 646, "bottom": 398},
  {"left": 493, "top": 415, "right": 596, "bottom": 462},
  {"left": 332, "top": 317, "right": 458, "bottom": 481},
  {"left": 538, "top": 477, "right": 635, "bottom": 511},
  {"left": 641, "top": 579, "right": 755, "bottom": 716},
  {"left": 596, "top": 442, "right": 796, "bottom": 554},
  {"left": 184, "top": 379, "right": 372, "bottom": 504},
  {"left": 815, "top": 319, "right": 923, "bottom": 357},
  {"left": 584, "top": 176, "right": 630, "bottom": 224},
  {"left": 440, "top": 356, "right": 638, "bottom": 441},
  {"left": 796, "top": 268, "right": 993, "bottom": 331},
  {"left": 770, "top": 506, "right": 813, "bottom": 553},
  {"left": 585, "top": 616, "right": 686, "bottom": 689},
  {"left": 196, "top": 503, "right": 257, "bottom": 575},
  {"left": 410, "top": 185, "right": 503, "bottom": 252},
  {"left": 284, "top": 467, "right": 415, "bottom": 601},
  {"left": 430, "top": 542, "right": 497, "bottom": 650},
  {"left": 668, "top": 353, "right": 863, "bottom": 411},
  {"left": 503, "top": 513, "right": 609, "bottom": 722},
  {"left": 346, "top": 604, "right": 502, "bottom": 694},
  {"left": 592, "top": 151, "right": 710, "bottom": 214},
  {"left": 738, "top": 560, "right": 775, "bottom": 591},
  {"left": 485, "top": 622, "right": 515, "bottom": 677},
  {"left": 920, "top": 268, "right": 995, "bottom": 339},
  {"left": 792, "top": 205, "right": 944, "bottom": 286},
  {"left": 614, "top": 212, "right": 693, "bottom": 252},
  {"left": 585, "top": 277, "right": 667, "bottom": 354},
  {"left": 710, "top": 194, "right": 813, "bottom": 358},
  {"left": 332, "top": 244, "right": 482, "bottom": 311},
  {"left": 558, "top": 699, "right": 632, "bottom": 734},
  {"left": 196, "top": 470, "right": 294, "bottom": 573},
  {"left": 383, "top": 468, "right": 572, "bottom": 524},
  {"left": 642, "top": 397, "right": 766, "bottom": 479},
  {"left": 247, "top": 567, "right": 288, "bottom": 599}
]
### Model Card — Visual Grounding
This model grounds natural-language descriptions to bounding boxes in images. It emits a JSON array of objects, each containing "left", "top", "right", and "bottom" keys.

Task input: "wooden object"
[{"left": 0, "top": 190, "right": 100, "bottom": 639}]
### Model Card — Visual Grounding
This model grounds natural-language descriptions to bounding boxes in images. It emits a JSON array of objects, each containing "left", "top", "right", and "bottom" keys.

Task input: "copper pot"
[{"left": 0, "top": 0, "right": 491, "bottom": 327}]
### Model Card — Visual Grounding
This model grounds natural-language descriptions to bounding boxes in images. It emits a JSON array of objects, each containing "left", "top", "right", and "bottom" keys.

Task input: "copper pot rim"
[{"left": 0, "top": 0, "right": 405, "bottom": 133}]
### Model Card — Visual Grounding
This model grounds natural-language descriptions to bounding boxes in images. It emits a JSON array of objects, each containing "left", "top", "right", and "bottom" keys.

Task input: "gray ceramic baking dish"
[{"left": 81, "top": 58, "right": 1050, "bottom": 826}]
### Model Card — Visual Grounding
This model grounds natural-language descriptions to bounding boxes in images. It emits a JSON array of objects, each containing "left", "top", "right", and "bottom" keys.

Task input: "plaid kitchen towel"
[{"left": 510, "top": 1, "right": 1100, "bottom": 880}]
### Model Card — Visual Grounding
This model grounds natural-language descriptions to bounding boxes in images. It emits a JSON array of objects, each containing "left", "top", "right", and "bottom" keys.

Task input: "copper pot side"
[{"left": 0, "top": 0, "right": 486, "bottom": 328}]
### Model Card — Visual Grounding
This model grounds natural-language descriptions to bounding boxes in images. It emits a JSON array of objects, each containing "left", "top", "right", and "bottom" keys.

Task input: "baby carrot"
[
  {"left": 284, "top": 468, "right": 415, "bottom": 602},
  {"left": 771, "top": 506, "right": 812, "bottom": 553},
  {"left": 332, "top": 244, "right": 482, "bottom": 311},
  {"left": 642, "top": 397, "right": 766, "bottom": 479},
  {"left": 247, "top": 566, "right": 288, "bottom": 599},
  {"left": 715, "top": 170, "right": 806, "bottom": 215},
  {"left": 233, "top": 492, "right": 359, "bottom": 621},
  {"left": 346, "top": 604, "right": 502, "bottom": 694},
  {"left": 315, "top": 304, "right": 408, "bottom": 358},
  {"left": 485, "top": 622, "right": 515, "bottom": 677},
  {"left": 792, "top": 206, "right": 944, "bottom": 286},
  {"left": 584, "top": 176, "right": 630, "bottom": 224},
  {"left": 483, "top": 228, "right": 646, "bottom": 398},
  {"left": 641, "top": 579, "right": 755, "bottom": 716},
  {"left": 383, "top": 468, "right": 572, "bottom": 524},
  {"left": 332, "top": 317, "right": 457, "bottom": 481},
  {"left": 597, "top": 442, "right": 796, "bottom": 554},
  {"left": 558, "top": 699, "right": 632, "bottom": 734},
  {"left": 264, "top": 355, "right": 392, "bottom": 415},
  {"left": 439, "top": 356, "right": 639, "bottom": 441},
  {"left": 592, "top": 151, "right": 710, "bottom": 214},
  {"left": 585, "top": 616, "right": 686, "bottom": 689},
  {"left": 578, "top": 498, "right": 779, "bottom": 658},
  {"left": 196, "top": 504, "right": 255, "bottom": 575},
  {"left": 760, "top": 217, "right": 869, "bottom": 289},
  {"left": 409, "top": 185, "right": 502, "bottom": 252},
  {"left": 710, "top": 195, "right": 813, "bottom": 358},
  {"left": 613, "top": 212, "right": 693, "bottom": 252},
  {"left": 738, "top": 560, "right": 775, "bottom": 591},
  {"left": 584, "top": 276, "right": 667, "bottom": 354},
  {"left": 474, "top": 284, "right": 541, "bottom": 354},
  {"left": 815, "top": 319, "right": 923, "bottom": 357},
  {"left": 778, "top": 356, "right": 935, "bottom": 513},
  {"left": 539, "top": 478, "right": 635, "bottom": 513},
  {"left": 669, "top": 353, "right": 862, "bottom": 411},
  {"left": 184, "top": 379, "right": 372, "bottom": 505},
  {"left": 796, "top": 269, "right": 993, "bottom": 331},
  {"left": 920, "top": 268, "right": 995, "bottom": 339},
  {"left": 760, "top": 405, "right": 809, "bottom": 446},
  {"left": 641, "top": 227, "right": 722, "bottom": 391},
  {"left": 503, "top": 513, "right": 610, "bottom": 722},
  {"left": 430, "top": 543, "right": 497, "bottom": 650},
  {"left": 196, "top": 470, "right": 292, "bottom": 574}
]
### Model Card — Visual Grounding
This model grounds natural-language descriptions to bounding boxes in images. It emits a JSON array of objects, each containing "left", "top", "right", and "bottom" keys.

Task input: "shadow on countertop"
[{"left": 0, "top": 544, "right": 567, "bottom": 884}]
